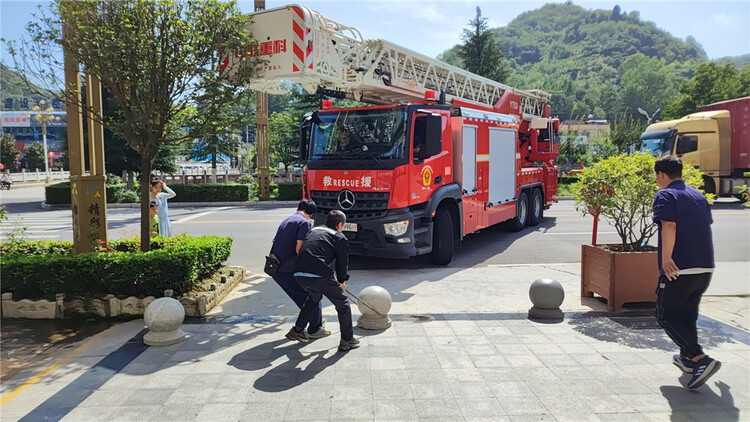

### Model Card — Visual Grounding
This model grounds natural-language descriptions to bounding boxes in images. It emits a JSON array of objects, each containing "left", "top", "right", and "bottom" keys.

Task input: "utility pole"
[{"left": 255, "top": 0, "right": 270, "bottom": 200}]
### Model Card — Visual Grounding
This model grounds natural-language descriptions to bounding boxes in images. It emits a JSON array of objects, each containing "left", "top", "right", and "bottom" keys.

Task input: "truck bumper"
[{"left": 314, "top": 207, "right": 423, "bottom": 259}]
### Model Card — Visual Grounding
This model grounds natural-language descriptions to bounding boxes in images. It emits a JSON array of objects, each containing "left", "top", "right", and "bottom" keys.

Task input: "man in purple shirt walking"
[
  {"left": 653, "top": 155, "right": 720, "bottom": 389},
  {"left": 270, "top": 200, "right": 329, "bottom": 338}
]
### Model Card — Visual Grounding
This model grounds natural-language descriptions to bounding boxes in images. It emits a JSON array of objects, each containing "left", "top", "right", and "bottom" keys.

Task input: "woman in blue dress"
[{"left": 149, "top": 179, "right": 176, "bottom": 237}]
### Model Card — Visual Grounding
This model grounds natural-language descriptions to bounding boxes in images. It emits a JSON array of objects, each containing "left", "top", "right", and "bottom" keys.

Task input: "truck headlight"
[{"left": 383, "top": 220, "right": 410, "bottom": 237}]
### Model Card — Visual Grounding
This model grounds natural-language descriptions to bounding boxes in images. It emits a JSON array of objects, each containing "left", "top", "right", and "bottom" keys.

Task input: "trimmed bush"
[
  {"left": 1, "top": 235, "right": 232, "bottom": 300},
  {"left": 558, "top": 176, "right": 579, "bottom": 185},
  {"left": 276, "top": 182, "right": 302, "bottom": 201},
  {"left": 45, "top": 181, "right": 139, "bottom": 204},
  {"left": 169, "top": 183, "right": 250, "bottom": 202},
  {"left": 45, "top": 182, "right": 72, "bottom": 204}
]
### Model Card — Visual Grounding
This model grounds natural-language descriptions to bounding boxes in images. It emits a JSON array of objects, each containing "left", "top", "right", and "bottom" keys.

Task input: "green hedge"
[
  {"left": 46, "top": 182, "right": 251, "bottom": 204},
  {"left": 276, "top": 182, "right": 302, "bottom": 200},
  {"left": 46, "top": 180, "right": 136, "bottom": 204},
  {"left": 558, "top": 176, "right": 579, "bottom": 185},
  {"left": 169, "top": 183, "right": 250, "bottom": 202},
  {"left": 1, "top": 235, "right": 232, "bottom": 300}
]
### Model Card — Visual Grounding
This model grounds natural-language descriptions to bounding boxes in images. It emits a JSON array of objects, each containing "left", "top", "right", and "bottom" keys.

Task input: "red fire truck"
[{"left": 223, "top": 4, "right": 559, "bottom": 264}]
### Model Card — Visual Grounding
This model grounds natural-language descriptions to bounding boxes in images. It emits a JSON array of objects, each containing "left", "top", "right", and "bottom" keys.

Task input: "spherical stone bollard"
[
  {"left": 356, "top": 286, "right": 392, "bottom": 330},
  {"left": 528, "top": 278, "right": 565, "bottom": 320},
  {"left": 143, "top": 297, "right": 187, "bottom": 346}
]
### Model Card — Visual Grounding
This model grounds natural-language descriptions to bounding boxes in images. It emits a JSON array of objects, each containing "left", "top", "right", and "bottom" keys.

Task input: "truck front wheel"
[
  {"left": 430, "top": 207, "right": 454, "bottom": 265},
  {"left": 507, "top": 191, "right": 529, "bottom": 232},
  {"left": 528, "top": 189, "right": 543, "bottom": 226}
]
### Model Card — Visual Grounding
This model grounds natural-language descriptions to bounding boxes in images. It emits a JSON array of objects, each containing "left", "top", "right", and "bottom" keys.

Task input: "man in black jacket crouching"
[{"left": 286, "top": 210, "right": 360, "bottom": 352}]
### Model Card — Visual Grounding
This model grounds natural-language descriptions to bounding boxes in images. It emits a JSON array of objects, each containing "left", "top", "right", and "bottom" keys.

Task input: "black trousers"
[
  {"left": 655, "top": 272, "right": 712, "bottom": 359},
  {"left": 272, "top": 272, "right": 323, "bottom": 332},
  {"left": 294, "top": 276, "right": 353, "bottom": 341}
]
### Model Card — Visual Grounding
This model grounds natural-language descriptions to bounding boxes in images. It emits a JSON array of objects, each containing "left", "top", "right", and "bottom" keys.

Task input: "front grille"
[{"left": 310, "top": 190, "right": 389, "bottom": 220}]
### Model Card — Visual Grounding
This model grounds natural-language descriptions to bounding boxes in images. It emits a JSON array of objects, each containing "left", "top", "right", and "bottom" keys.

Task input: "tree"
[
  {"left": 607, "top": 114, "right": 646, "bottom": 152},
  {"left": 24, "top": 142, "right": 46, "bottom": 171},
  {"left": 618, "top": 53, "right": 678, "bottom": 117},
  {"left": 10, "top": 0, "right": 261, "bottom": 251},
  {"left": 189, "top": 88, "right": 254, "bottom": 181},
  {"left": 456, "top": 7, "right": 510, "bottom": 83},
  {"left": 664, "top": 62, "right": 750, "bottom": 119},
  {"left": 1, "top": 134, "right": 20, "bottom": 170},
  {"left": 269, "top": 111, "right": 299, "bottom": 166}
]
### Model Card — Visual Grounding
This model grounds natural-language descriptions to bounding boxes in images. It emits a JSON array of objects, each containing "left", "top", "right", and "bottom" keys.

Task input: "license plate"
[{"left": 343, "top": 222, "right": 358, "bottom": 232}]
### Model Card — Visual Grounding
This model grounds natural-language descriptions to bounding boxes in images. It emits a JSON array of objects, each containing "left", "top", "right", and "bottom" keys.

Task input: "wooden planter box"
[{"left": 581, "top": 244, "right": 658, "bottom": 311}]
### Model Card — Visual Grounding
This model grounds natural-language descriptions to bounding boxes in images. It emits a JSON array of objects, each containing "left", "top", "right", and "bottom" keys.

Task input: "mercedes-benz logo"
[{"left": 338, "top": 189, "right": 356, "bottom": 210}]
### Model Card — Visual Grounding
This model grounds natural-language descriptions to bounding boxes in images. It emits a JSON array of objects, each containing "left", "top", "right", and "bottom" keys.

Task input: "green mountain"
[
  {"left": 439, "top": 2, "right": 709, "bottom": 120},
  {"left": 0, "top": 61, "right": 57, "bottom": 110}
]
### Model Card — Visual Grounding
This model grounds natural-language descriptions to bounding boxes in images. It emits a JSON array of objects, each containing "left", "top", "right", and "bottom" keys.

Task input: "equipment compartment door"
[
  {"left": 488, "top": 128, "right": 516, "bottom": 206},
  {"left": 461, "top": 125, "right": 478, "bottom": 235}
]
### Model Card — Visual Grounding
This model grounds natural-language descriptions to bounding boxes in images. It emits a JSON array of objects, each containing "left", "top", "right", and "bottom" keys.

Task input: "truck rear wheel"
[
  {"left": 507, "top": 191, "right": 529, "bottom": 232},
  {"left": 702, "top": 176, "right": 716, "bottom": 195},
  {"left": 528, "top": 188, "right": 543, "bottom": 226},
  {"left": 430, "top": 207, "right": 454, "bottom": 265}
]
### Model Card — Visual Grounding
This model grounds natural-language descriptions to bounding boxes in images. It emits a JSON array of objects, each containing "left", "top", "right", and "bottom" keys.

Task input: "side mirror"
[
  {"left": 299, "top": 114, "right": 312, "bottom": 160},
  {"left": 424, "top": 114, "right": 442, "bottom": 157}
]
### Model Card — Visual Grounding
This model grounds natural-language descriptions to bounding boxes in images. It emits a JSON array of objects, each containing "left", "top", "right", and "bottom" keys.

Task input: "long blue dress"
[{"left": 150, "top": 185, "right": 175, "bottom": 237}]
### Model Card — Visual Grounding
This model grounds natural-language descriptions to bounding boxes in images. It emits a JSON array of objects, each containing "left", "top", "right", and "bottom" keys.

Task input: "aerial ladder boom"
[{"left": 221, "top": 4, "right": 550, "bottom": 120}]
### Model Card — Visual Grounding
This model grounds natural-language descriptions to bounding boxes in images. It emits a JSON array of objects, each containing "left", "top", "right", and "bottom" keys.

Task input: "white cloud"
[{"left": 712, "top": 13, "right": 736, "bottom": 29}]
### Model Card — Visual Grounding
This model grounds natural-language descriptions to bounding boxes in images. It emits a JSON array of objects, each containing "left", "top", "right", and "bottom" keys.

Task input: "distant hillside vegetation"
[
  {"left": 715, "top": 54, "right": 750, "bottom": 69},
  {"left": 439, "top": 2, "right": 709, "bottom": 120}
]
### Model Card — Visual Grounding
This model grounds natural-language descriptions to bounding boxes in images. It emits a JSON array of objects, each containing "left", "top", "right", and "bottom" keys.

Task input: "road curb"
[{"left": 40, "top": 200, "right": 299, "bottom": 210}]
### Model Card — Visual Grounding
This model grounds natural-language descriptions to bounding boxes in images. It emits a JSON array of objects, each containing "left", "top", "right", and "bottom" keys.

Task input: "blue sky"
[{"left": 2, "top": 0, "right": 748, "bottom": 64}]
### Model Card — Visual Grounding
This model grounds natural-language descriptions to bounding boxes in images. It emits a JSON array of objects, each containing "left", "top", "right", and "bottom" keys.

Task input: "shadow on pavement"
[
  {"left": 567, "top": 313, "right": 739, "bottom": 350},
  {"left": 661, "top": 380, "right": 739, "bottom": 421},
  {"left": 228, "top": 338, "right": 344, "bottom": 392}
]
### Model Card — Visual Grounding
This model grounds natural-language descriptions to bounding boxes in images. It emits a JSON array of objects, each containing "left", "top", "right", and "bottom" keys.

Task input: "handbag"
[{"left": 264, "top": 252, "right": 280, "bottom": 277}]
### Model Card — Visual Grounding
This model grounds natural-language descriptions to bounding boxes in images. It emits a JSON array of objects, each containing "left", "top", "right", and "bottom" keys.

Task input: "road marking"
[
  {"left": 0, "top": 335, "right": 99, "bottom": 406},
  {"left": 172, "top": 207, "right": 231, "bottom": 224}
]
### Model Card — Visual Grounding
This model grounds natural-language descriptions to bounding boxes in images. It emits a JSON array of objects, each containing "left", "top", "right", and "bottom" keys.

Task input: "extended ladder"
[{"left": 222, "top": 4, "right": 550, "bottom": 119}]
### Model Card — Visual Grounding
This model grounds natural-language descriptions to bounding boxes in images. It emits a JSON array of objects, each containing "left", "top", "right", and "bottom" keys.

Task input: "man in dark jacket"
[
  {"left": 270, "top": 200, "right": 329, "bottom": 338},
  {"left": 286, "top": 210, "right": 360, "bottom": 352}
]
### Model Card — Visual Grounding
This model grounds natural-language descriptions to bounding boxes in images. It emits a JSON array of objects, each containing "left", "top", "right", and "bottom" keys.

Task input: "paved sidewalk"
[{"left": 1, "top": 263, "right": 747, "bottom": 421}]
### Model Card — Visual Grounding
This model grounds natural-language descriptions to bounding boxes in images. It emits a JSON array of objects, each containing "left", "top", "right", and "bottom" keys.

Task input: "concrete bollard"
[
  {"left": 143, "top": 295, "right": 186, "bottom": 346},
  {"left": 355, "top": 286, "right": 392, "bottom": 330},
  {"left": 528, "top": 278, "right": 565, "bottom": 320}
]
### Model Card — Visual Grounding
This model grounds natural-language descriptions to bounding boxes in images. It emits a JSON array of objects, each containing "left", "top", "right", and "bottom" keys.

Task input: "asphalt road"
[
  {"left": 0, "top": 187, "right": 750, "bottom": 272},
  {"left": 2, "top": 186, "right": 748, "bottom": 274}
]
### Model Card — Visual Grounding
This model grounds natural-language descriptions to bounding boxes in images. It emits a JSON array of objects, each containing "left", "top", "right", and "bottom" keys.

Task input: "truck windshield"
[
  {"left": 310, "top": 108, "right": 407, "bottom": 162},
  {"left": 638, "top": 130, "right": 676, "bottom": 156}
]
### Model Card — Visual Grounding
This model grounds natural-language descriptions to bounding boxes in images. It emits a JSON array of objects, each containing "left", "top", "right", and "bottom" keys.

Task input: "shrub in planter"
[
  {"left": 277, "top": 182, "right": 302, "bottom": 201},
  {"left": 573, "top": 153, "right": 708, "bottom": 310},
  {"left": 574, "top": 153, "right": 706, "bottom": 251},
  {"left": 1, "top": 235, "right": 232, "bottom": 299},
  {"left": 169, "top": 183, "right": 250, "bottom": 202}
]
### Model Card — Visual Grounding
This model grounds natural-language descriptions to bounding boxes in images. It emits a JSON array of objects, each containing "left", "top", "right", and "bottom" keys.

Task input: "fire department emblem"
[{"left": 421, "top": 166, "right": 433, "bottom": 186}]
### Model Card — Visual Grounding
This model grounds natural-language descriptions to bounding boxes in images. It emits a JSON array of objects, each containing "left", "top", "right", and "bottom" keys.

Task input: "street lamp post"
[{"left": 30, "top": 101, "right": 60, "bottom": 184}]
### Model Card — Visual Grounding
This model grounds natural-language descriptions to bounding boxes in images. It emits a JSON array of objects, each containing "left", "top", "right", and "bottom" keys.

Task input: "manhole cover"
[
  {"left": 608, "top": 316, "right": 662, "bottom": 330},
  {"left": 403, "top": 314, "right": 434, "bottom": 323}
]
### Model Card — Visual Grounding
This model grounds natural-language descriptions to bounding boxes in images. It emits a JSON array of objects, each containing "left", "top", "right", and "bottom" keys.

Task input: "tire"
[
  {"left": 528, "top": 188, "right": 543, "bottom": 226},
  {"left": 430, "top": 207, "right": 454, "bottom": 265},
  {"left": 507, "top": 190, "right": 529, "bottom": 232},
  {"left": 702, "top": 176, "right": 716, "bottom": 195}
]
